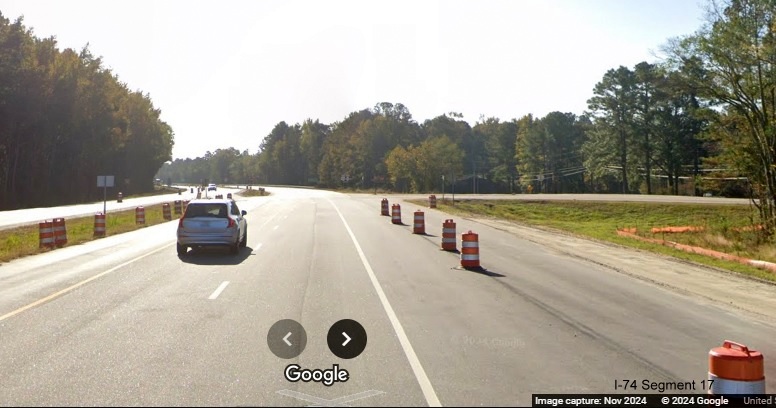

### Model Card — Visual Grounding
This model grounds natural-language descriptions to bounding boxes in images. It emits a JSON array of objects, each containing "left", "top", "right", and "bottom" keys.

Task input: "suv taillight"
[
  {"left": 227, "top": 217, "right": 236, "bottom": 228},
  {"left": 178, "top": 217, "right": 185, "bottom": 228}
]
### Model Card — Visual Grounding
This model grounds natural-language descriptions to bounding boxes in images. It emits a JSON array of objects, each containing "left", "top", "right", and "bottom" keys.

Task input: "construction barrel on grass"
[
  {"left": 136, "top": 206, "right": 145, "bottom": 225},
  {"left": 53, "top": 218, "right": 67, "bottom": 247},
  {"left": 39, "top": 221, "right": 55, "bottom": 248},
  {"left": 94, "top": 213, "right": 106, "bottom": 237}
]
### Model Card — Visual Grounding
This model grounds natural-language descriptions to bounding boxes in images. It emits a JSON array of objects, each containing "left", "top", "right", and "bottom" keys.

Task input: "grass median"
[
  {"left": 0, "top": 203, "right": 176, "bottom": 264},
  {"left": 413, "top": 198, "right": 776, "bottom": 283},
  {"left": 239, "top": 189, "right": 271, "bottom": 197}
]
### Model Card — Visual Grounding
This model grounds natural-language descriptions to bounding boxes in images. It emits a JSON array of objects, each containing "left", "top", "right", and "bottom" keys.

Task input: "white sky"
[{"left": 1, "top": 0, "right": 707, "bottom": 160}]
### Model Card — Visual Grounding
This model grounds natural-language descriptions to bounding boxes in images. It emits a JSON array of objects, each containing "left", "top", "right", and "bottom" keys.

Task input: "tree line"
[
  {"left": 161, "top": 0, "right": 776, "bottom": 238},
  {"left": 0, "top": 13, "right": 173, "bottom": 210}
]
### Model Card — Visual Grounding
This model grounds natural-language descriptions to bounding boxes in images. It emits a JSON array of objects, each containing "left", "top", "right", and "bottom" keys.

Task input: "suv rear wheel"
[{"left": 177, "top": 243, "right": 187, "bottom": 256}]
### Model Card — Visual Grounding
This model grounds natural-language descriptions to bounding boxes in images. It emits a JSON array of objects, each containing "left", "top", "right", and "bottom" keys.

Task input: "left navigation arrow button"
[{"left": 268, "top": 319, "right": 307, "bottom": 359}]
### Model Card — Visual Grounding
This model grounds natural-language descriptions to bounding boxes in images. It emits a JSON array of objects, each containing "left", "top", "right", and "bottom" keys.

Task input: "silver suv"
[{"left": 176, "top": 198, "right": 247, "bottom": 256}]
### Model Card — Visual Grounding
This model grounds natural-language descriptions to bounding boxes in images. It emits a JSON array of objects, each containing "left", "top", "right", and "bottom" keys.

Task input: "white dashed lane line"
[{"left": 208, "top": 281, "right": 230, "bottom": 300}]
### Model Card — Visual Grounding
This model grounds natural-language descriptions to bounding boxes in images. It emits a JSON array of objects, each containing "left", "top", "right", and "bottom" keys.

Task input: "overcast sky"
[{"left": 2, "top": 0, "right": 707, "bottom": 160}]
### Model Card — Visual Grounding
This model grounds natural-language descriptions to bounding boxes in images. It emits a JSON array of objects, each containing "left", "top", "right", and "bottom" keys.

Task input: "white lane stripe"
[
  {"left": 0, "top": 244, "right": 172, "bottom": 322},
  {"left": 254, "top": 243, "right": 263, "bottom": 251},
  {"left": 208, "top": 281, "right": 230, "bottom": 300},
  {"left": 328, "top": 199, "right": 442, "bottom": 407},
  {"left": 273, "top": 225, "right": 279, "bottom": 230}
]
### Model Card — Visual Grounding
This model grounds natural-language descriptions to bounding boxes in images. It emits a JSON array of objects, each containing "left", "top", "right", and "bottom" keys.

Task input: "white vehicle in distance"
[
  {"left": 176, "top": 198, "right": 247, "bottom": 256},
  {"left": 207, "top": 183, "right": 217, "bottom": 191}
]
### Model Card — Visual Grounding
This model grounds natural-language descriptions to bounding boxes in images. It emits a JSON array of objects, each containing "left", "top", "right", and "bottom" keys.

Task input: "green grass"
[
  {"left": 412, "top": 198, "right": 776, "bottom": 282},
  {"left": 0, "top": 203, "right": 176, "bottom": 263},
  {"left": 239, "top": 188, "right": 271, "bottom": 197}
]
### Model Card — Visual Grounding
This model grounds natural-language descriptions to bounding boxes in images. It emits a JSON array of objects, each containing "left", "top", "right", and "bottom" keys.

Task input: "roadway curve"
[{"left": 0, "top": 187, "right": 773, "bottom": 406}]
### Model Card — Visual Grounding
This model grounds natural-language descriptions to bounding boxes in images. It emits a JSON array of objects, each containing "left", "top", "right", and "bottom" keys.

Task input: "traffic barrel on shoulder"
[
  {"left": 39, "top": 221, "right": 55, "bottom": 248},
  {"left": 381, "top": 198, "right": 389, "bottom": 216},
  {"left": 391, "top": 204, "right": 402, "bottom": 224},
  {"left": 429, "top": 195, "right": 437, "bottom": 208},
  {"left": 413, "top": 210, "right": 425, "bottom": 234},
  {"left": 94, "top": 213, "right": 106, "bottom": 237},
  {"left": 708, "top": 340, "right": 765, "bottom": 395},
  {"left": 117, "top": 192, "right": 123, "bottom": 203},
  {"left": 53, "top": 218, "right": 67, "bottom": 247},
  {"left": 162, "top": 203, "right": 172, "bottom": 220},
  {"left": 136, "top": 206, "right": 146, "bottom": 225},
  {"left": 442, "top": 219, "right": 456, "bottom": 251},
  {"left": 460, "top": 231, "right": 480, "bottom": 269},
  {"left": 174, "top": 200, "right": 182, "bottom": 215}
]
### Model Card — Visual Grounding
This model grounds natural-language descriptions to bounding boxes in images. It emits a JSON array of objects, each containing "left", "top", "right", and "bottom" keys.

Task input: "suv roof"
[{"left": 188, "top": 198, "right": 232, "bottom": 204}]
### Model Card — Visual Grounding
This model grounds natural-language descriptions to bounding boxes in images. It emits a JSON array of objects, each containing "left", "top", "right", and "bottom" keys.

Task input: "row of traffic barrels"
[
  {"left": 40, "top": 201, "right": 191, "bottom": 246},
  {"left": 380, "top": 197, "right": 768, "bottom": 395},
  {"left": 380, "top": 198, "right": 480, "bottom": 269}
]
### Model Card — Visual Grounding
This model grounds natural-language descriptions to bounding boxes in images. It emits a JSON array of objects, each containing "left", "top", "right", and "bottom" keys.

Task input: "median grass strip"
[
  {"left": 239, "top": 189, "right": 271, "bottom": 197},
  {"left": 0, "top": 203, "right": 175, "bottom": 264},
  {"left": 415, "top": 199, "right": 776, "bottom": 283}
]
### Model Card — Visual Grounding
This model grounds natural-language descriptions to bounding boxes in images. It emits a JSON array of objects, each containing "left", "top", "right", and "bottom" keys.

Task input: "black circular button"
[
  {"left": 327, "top": 319, "right": 367, "bottom": 359},
  {"left": 267, "top": 319, "right": 307, "bottom": 359}
]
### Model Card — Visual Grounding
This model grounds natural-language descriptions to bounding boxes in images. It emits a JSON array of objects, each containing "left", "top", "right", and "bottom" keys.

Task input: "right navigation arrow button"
[{"left": 327, "top": 319, "right": 367, "bottom": 359}]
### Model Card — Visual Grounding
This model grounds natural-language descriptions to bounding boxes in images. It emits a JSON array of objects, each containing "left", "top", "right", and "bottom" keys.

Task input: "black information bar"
[{"left": 532, "top": 394, "right": 776, "bottom": 407}]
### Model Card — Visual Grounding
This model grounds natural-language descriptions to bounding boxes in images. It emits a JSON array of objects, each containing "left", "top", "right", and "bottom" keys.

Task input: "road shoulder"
[{"left": 468, "top": 216, "right": 776, "bottom": 323}]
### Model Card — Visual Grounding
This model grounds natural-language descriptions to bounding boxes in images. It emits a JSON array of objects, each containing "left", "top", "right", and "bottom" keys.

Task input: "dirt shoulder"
[{"left": 470, "top": 216, "right": 776, "bottom": 323}]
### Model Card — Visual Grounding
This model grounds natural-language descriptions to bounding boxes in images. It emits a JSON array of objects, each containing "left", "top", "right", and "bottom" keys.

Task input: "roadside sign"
[
  {"left": 97, "top": 175, "right": 115, "bottom": 187},
  {"left": 97, "top": 175, "right": 115, "bottom": 215}
]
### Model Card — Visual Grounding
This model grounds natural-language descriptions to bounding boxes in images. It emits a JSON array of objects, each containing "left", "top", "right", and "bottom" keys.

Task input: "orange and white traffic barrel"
[
  {"left": 461, "top": 231, "right": 480, "bottom": 269},
  {"left": 117, "top": 192, "right": 123, "bottom": 203},
  {"left": 162, "top": 203, "right": 172, "bottom": 220},
  {"left": 53, "top": 218, "right": 67, "bottom": 247},
  {"left": 381, "top": 198, "right": 389, "bottom": 216},
  {"left": 413, "top": 210, "right": 425, "bottom": 234},
  {"left": 391, "top": 204, "right": 402, "bottom": 224},
  {"left": 174, "top": 200, "right": 182, "bottom": 215},
  {"left": 39, "top": 221, "right": 55, "bottom": 248},
  {"left": 442, "top": 219, "right": 457, "bottom": 251},
  {"left": 708, "top": 340, "right": 765, "bottom": 395},
  {"left": 429, "top": 195, "right": 437, "bottom": 208},
  {"left": 136, "top": 206, "right": 146, "bottom": 225},
  {"left": 94, "top": 213, "right": 106, "bottom": 237}
]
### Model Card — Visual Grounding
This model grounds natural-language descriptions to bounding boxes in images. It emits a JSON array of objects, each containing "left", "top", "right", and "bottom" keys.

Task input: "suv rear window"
[{"left": 184, "top": 203, "right": 229, "bottom": 218}]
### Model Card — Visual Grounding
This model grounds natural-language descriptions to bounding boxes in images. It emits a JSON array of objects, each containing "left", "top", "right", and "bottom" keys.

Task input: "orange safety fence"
[{"left": 617, "top": 228, "right": 776, "bottom": 273}]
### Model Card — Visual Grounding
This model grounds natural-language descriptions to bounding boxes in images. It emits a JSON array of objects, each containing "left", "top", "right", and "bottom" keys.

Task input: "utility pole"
[
  {"left": 452, "top": 173, "right": 455, "bottom": 206},
  {"left": 472, "top": 161, "right": 476, "bottom": 194}
]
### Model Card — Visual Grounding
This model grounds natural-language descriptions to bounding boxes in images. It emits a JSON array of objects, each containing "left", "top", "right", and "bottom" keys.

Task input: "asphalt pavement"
[{"left": 0, "top": 187, "right": 774, "bottom": 406}]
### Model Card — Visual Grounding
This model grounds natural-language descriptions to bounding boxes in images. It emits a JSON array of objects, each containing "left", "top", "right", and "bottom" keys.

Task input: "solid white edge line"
[
  {"left": 0, "top": 243, "right": 172, "bottom": 322},
  {"left": 208, "top": 281, "right": 230, "bottom": 300},
  {"left": 328, "top": 199, "right": 442, "bottom": 407}
]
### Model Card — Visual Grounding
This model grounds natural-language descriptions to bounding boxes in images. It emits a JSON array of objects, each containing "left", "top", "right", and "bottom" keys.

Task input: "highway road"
[
  {"left": 0, "top": 186, "right": 215, "bottom": 230},
  {"left": 0, "top": 187, "right": 774, "bottom": 406}
]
